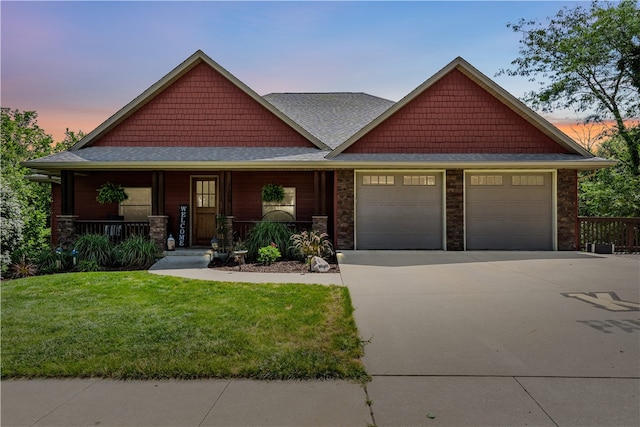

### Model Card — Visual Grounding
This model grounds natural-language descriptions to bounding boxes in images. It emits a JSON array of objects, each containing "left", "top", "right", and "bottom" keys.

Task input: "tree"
[
  {"left": 0, "top": 108, "right": 80, "bottom": 260},
  {"left": 579, "top": 135, "right": 640, "bottom": 216},
  {"left": 500, "top": 0, "right": 640, "bottom": 174}
]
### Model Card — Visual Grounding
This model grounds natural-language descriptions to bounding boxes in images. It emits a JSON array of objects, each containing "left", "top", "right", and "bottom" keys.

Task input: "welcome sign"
[{"left": 178, "top": 205, "right": 188, "bottom": 247}]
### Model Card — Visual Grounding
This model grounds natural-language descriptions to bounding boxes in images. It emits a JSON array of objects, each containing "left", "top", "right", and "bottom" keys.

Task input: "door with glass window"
[{"left": 192, "top": 177, "right": 218, "bottom": 246}]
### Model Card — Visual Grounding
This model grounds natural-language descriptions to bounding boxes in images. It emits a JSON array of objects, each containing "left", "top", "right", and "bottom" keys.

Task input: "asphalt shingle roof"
[
  {"left": 263, "top": 93, "right": 395, "bottom": 149},
  {"left": 31, "top": 147, "right": 331, "bottom": 164}
]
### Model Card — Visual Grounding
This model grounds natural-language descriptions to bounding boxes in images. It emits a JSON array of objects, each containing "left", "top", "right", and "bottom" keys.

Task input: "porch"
[{"left": 54, "top": 169, "right": 333, "bottom": 251}]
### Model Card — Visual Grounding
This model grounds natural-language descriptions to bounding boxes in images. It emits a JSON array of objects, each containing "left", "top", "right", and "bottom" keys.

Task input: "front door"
[{"left": 192, "top": 177, "right": 218, "bottom": 246}]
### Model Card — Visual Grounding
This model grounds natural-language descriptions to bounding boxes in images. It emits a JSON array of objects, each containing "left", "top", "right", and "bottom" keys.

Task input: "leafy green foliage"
[
  {"left": 500, "top": 0, "right": 640, "bottom": 173},
  {"left": 1, "top": 272, "right": 366, "bottom": 380},
  {"left": 1, "top": 182, "right": 24, "bottom": 275},
  {"left": 261, "top": 183, "right": 285, "bottom": 202},
  {"left": 96, "top": 182, "right": 129, "bottom": 204},
  {"left": 34, "top": 248, "right": 67, "bottom": 275},
  {"left": 579, "top": 135, "right": 640, "bottom": 216},
  {"left": 245, "top": 221, "right": 295, "bottom": 260},
  {"left": 1, "top": 108, "right": 81, "bottom": 261},
  {"left": 113, "top": 236, "right": 159, "bottom": 269},
  {"left": 257, "top": 244, "right": 281, "bottom": 265},
  {"left": 74, "top": 260, "right": 101, "bottom": 272},
  {"left": 73, "top": 234, "right": 113, "bottom": 268},
  {"left": 290, "top": 230, "right": 335, "bottom": 261}
]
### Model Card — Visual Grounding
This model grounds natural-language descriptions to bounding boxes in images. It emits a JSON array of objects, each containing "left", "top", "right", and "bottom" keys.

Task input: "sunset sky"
[{"left": 2, "top": 1, "right": 589, "bottom": 143}]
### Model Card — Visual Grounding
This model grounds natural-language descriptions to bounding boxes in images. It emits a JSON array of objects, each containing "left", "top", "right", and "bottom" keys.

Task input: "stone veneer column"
[
  {"left": 335, "top": 170, "right": 355, "bottom": 250},
  {"left": 557, "top": 169, "right": 578, "bottom": 251},
  {"left": 446, "top": 169, "right": 465, "bottom": 251},
  {"left": 148, "top": 215, "right": 169, "bottom": 252},
  {"left": 312, "top": 216, "right": 329, "bottom": 234},
  {"left": 225, "top": 216, "right": 234, "bottom": 246},
  {"left": 56, "top": 215, "right": 78, "bottom": 249}
]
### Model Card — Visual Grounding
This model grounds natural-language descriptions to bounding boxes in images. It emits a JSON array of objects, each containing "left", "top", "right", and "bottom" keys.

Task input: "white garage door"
[
  {"left": 356, "top": 172, "right": 443, "bottom": 249},
  {"left": 465, "top": 172, "right": 553, "bottom": 250}
]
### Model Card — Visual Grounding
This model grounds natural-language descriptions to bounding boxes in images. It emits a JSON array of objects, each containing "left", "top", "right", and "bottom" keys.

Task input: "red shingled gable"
[
  {"left": 92, "top": 62, "right": 316, "bottom": 148},
  {"left": 344, "top": 69, "right": 569, "bottom": 154}
]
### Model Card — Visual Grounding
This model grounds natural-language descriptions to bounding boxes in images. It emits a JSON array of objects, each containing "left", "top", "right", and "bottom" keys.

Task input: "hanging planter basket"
[
  {"left": 261, "top": 184, "right": 285, "bottom": 203},
  {"left": 96, "top": 182, "right": 129, "bottom": 204}
]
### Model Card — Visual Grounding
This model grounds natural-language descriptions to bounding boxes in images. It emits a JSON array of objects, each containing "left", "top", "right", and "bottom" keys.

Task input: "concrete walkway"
[{"left": 2, "top": 251, "right": 639, "bottom": 426}]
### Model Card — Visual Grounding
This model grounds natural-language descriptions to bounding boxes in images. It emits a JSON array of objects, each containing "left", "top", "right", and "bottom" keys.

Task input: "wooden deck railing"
[
  {"left": 233, "top": 221, "right": 313, "bottom": 242},
  {"left": 579, "top": 217, "right": 640, "bottom": 252},
  {"left": 75, "top": 220, "right": 151, "bottom": 244}
]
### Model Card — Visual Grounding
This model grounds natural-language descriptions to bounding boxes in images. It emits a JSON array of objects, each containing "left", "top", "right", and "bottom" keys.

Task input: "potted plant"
[
  {"left": 261, "top": 183, "right": 285, "bottom": 203},
  {"left": 96, "top": 182, "right": 128, "bottom": 220}
]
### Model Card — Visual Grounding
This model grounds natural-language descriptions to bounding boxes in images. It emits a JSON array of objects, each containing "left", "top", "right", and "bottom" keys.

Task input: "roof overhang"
[{"left": 23, "top": 157, "right": 616, "bottom": 175}]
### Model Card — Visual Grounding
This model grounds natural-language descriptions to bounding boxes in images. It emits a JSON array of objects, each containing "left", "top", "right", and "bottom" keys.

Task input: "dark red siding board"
[
  {"left": 164, "top": 172, "right": 193, "bottom": 238},
  {"left": 74, "top": 172, "right": 152, "bottom": 220},
  {"left": 231, "top": 171, "right": 316, "bottom": 222},
  {"left": 92, "top": 62, "right": 315, "bottom": 148},
  {"left": 345, "top": 69, "right": 569, "bottom": 154}
]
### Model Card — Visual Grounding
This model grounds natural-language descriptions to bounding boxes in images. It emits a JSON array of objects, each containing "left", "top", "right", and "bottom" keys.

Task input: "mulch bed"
[{"left": 208, "top": 259, "right": 340, "bottom": 273}]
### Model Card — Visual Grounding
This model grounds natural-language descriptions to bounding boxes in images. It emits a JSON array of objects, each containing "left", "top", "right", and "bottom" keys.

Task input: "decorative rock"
[{"left": 310, "top": 256, "right": 330, "bottom": 273}]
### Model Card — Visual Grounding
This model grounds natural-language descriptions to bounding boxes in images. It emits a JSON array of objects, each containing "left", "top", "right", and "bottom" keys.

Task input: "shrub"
[
  {"left": 1, "top": 183, "right": 24, "bottom": 275},
  {"left": 245, "top": 221, "right": 294, "bottom": 260},
  {"left": 74, "top": 234, "right": 113, "bottom": 267},
  {"left": 75, "top": 260, "right": 101, "bottom": 272},
  {"left": 290, "top": 230, "right": 335, "bottom": 261},
  {"left": 11, "top": 256, "right": 37, "bottom": 278},
  {"left": 114, "top": 236, "right": 159, "bottom": 269},
  {"left": 257, "top": 244, "right": 281, "bottom": 265},
  {"left": 35, "top": 248, "right": 70, "bottom": 274}
]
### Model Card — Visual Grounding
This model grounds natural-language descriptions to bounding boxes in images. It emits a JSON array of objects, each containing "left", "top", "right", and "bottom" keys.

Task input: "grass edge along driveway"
[{"left": 1, "top": 271, "right": 367, "bottom": 381}]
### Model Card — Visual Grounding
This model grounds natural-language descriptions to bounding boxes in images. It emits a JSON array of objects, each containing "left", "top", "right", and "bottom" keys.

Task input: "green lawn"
[{"left": 1, "top": 272, "right": 367, "bottom": 381}]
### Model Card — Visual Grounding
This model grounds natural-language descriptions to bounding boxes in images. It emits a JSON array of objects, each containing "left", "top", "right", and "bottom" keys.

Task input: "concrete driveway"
[{"left": 338, "top": 251, "right": 640, "bottom": 426}]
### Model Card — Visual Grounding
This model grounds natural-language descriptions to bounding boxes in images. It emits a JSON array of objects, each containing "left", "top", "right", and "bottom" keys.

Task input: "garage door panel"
[
  {"left": 466, "top": 172, "right": 553, "bottom": 250},
  {"left": 356, "top": 172, "right": 443, "bottom": 250}
]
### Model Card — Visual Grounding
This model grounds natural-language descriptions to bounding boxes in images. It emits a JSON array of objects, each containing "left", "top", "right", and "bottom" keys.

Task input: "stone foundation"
[
  {"left": 446, "top": 170, "right": 464, "bottom": 251},
  {"left": 335, "top": 170, "right": 355, "bottom": 249},
  {"left": 56, "top": 215, "right": 78, "bottom": 250},
  {"left": 148, "top": 215, "right": 169, "bottom": 252},
  {"left": 557, "top": 169, "right": 578, "bottom": 250},
  {"left": 312, "top": 215, "right": 329, "bottom": 234}
]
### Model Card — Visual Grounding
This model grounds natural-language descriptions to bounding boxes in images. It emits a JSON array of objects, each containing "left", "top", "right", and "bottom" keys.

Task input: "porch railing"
[
  {"left": 578, "top": 217, "right": 640, "bottom": 252},
  {"left": 75, "top": 220, "right": 151, "bottom": 244},
  {"left": 233, "top": 220, "right": 313, "bottom": 242}
]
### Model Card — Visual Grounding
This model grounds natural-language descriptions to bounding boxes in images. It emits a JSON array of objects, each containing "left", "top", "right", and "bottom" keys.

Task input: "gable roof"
[
  {"left": 71, "top": 50, "right": 330, "bottom": 151},
  {"left": 327, "top": 57, "right": 593, "bottom": 158},
  {"left": 24, "top": 52, "right": 615, "bottom": 174},
  {"left": 263, "top": 93, "right": 394, "bottom": 149}
]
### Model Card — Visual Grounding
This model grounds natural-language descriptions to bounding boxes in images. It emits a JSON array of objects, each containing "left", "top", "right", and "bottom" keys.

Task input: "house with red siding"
[{"left": 24, "top": 50, "right": 614, "bottom": 252}]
